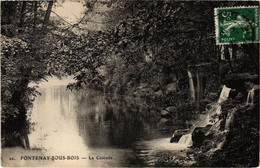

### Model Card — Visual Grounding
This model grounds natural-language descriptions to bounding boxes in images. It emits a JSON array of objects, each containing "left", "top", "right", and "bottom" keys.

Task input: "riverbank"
[
  {"left": 191, "top": 102, "right": 259, "bottom": 167},
  {"left": 169, "top": 88, "right": 259, "bottom": 167}
]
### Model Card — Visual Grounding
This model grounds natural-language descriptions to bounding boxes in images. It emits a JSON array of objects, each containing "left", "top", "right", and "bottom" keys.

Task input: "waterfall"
[
  {"left": 178, "top": 134, "right": 192, "bottom": 146},
  {"left": 246, "top": 88, "right": 255, "bottom": 106},
  {"left": 207, "top": 85, "right": 231, "bottom": 124},
  {"left": 173, "top": 85, "right": 232, "bottom": 147},
  {"left": 204, "top": 85, "right": 231, "bottom": 124},
  {"left": 218, "top": 85, "right": 231, "bottom": 104}
]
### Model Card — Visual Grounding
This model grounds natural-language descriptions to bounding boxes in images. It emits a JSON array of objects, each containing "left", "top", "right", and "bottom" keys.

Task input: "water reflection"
[
  {"left": 75, "top": 92, "right": 163, "bottom": 149},
  {"left": 28, "top": 77, "right": 186, "bottom": 167},
  {"left": 29, "top": 85, "right": 87, "bottom": 156}
]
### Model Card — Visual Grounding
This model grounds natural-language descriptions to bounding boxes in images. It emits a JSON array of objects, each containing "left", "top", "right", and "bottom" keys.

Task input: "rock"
[
  {"left": 154, "top": 90, "right": 163, "bottom": 97},
  {"left": 170, "top": 135, "right": 181, "bottom": 143},
  {"left": 206, "top": 148, "right": 220, "bottom": 157},
  {"left": 159, "top": 118, "right": 168, "bottom": 123},
  {"left": 201, "top": 139, "right": 216, "bottom": 151},
  {"left": 191, "top": 125, "right": 212, "bottom": 148},
  {"left": 165, "top": 106, "right": 175, "bottom": 113},
  {"left": 170, "top": 129, "right": 189, "bottom": 143},
  {"left": 161, "top": 110, "right": 169, "bottom": 115},
  {"left": 161, "top": 106, "right": 176, "bottom": 119},
  {"left": 161, "top": 110, "right": 171, "bottom": 118},
  {"left": 166, "top": 82, "right": 177, "bottom": 93},
  {"left": 159, "top": 118, "right": 173, "bottom": 126},
  {"left": 205, "top": 102, "right": 217, "bottom": 111}
]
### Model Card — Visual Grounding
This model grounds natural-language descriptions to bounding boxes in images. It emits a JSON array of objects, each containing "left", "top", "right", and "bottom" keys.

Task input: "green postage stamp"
[{"left": 215, "top": 6, "right": 259, "bottom": 45}]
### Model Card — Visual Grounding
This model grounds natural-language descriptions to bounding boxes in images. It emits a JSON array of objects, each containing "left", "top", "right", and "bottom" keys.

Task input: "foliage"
[
  {"left": 64, "top": 1, "right": 258, "bottom": 133},
  {"left": 68, "top": 1, "right": 258, "bottom": 95},
  {"left": 1, "top": 36, "right": 42, "bottom": 134},
  {"left": 1, "top": 1, "right": 69, "bottom": 135}
]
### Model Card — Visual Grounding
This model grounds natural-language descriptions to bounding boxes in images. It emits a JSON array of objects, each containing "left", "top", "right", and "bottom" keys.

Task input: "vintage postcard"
[{"left": 1, "top": 1, "right": 259, "bottom": 167}]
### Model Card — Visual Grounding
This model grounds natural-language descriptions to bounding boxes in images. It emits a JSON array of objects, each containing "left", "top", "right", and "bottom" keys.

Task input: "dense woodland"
[{"left": 1, "top": 1, "right": 259, "bottom": 167}]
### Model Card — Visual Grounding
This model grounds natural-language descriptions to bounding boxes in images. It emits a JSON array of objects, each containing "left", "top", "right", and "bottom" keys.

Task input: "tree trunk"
[
  {"left": 196, "top": 72, "right": 204, "bottom": 102},
  {"left": 22, "top": 130, "right": 30, "bottom": 149},
  {"left": 43, "top": 1, "right": 54, "bottom": 25},
  {"left": 19, "top": 129, "right": 30, "bottom": 149},
  {"left": 232, "top": 45, "right": 237, "bottom": 60},
  {"left": 187, "top": 69, "right": 195, "bottom": 100},
  {"left": 173, "top": 67, "right": 180, "bottom": 91},
  {"left": 216, "top": 45, "right": 221, "bottom": 84},
  {"left": 158, "top": 73, "right": 166, "bottom": 95},
  {"left": 242, "top": 44, "right": 258, "bottom": 67},
  {"left": 33, "top": 1, "right": 38, "bottom": 27},
  {"left": 224, "top": 46, "right": 233, "bottom": 73},
  {"left": 19, "top": 1, "right": 27, "bottom": 28}
]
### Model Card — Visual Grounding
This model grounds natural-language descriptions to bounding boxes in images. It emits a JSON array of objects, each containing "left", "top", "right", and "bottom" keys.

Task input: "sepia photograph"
[{"left": 1, "top": 0, "right": 259, "bottom": 167}]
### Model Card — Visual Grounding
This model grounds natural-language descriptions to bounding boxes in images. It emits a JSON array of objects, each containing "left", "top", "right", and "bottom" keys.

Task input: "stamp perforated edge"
[{"left": 214, "top": 6, "right": 260, "bottom": 45}]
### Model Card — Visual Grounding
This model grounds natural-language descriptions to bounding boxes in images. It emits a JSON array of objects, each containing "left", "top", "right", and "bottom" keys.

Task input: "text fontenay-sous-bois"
[{"left": 19, "top": 155, "right": 113, "bottom": 161}]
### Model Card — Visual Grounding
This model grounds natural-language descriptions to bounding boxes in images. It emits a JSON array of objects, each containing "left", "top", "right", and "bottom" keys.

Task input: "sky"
[
  {"left": 52, "top": 1, "right": 85, "bottom": 24},
  {"left": 51, "top": 1, "right": 106, "bottom": 31}
]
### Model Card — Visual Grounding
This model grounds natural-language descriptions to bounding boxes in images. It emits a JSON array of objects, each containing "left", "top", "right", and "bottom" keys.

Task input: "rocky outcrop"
[
  {"left": 170, "top": 129, "right": 189, "bottom": 143},
  {"left": 191, "top": 125, "right": 213, "bottom": 148},
  {"left": 159, "top": 106, "right": 177, "bottom": 127}
]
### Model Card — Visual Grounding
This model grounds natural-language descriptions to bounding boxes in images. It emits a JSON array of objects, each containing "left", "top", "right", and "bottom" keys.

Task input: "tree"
[
  {"left": 43, "top": 1, "right": 53, "bottom": 25},
  {"left": 33, "top": 1, "right": 38, "bottom": 27},
  {"left": 1, "top": 0, "right": 68, "bottom": 148},
  {"left": 19, "top": 1, "right": 27, "bottom": 28}
]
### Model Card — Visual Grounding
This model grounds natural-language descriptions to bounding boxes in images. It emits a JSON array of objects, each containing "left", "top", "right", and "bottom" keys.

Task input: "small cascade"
[
  {"left": 178, "top": 134, "right": 192, "bottom": 146},
  {"left": 202, "top": 85, "right": 231, "bottom": 126},
  {"left": 224, "top": 108, "right": 236, "bottom": 131},
  {"left": 196, "top": 104, "right": 221, "bottom": 127},
  {"left": 207, "top": 85, "right": 231, "bottom": 124},
  {"left": 246, "top": 88, "right": 255, "bottom": 106},
  {"left": 173, "top": 85, "right": 232, "bottom": 147},
  {"left": 215, "top": 105, "right": 221, "bottom": 115},
  {"left": 218, "top": 85, "right": 231, "bottom": 104}
]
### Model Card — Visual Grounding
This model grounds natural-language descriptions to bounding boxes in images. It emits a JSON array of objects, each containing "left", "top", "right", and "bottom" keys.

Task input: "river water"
[{"left": 3, "top": 77, "right": 189, "bottom": 167}]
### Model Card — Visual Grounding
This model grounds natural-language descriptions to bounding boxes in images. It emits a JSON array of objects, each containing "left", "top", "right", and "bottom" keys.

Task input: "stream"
[{"left": 2, "top": 76, "right": 190, "bottom": 167}]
